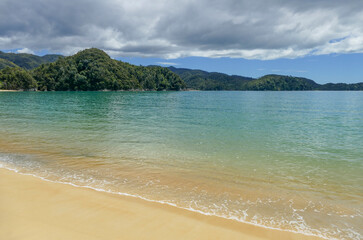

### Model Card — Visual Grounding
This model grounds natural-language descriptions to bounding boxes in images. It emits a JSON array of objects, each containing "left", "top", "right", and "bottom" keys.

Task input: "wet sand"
[{"left": 0, "top": 168, "right": 320, "bottom": 240}]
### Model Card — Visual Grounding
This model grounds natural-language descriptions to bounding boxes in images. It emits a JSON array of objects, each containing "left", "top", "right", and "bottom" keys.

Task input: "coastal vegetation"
[
  {"left": 0, "top": 48, "right": 185, "bottom": 91},
  {"left": 318, "top": 82, "right": 363, "bottom": 90},
  {"left": 0, "top": 67, "right": 37, "bottom": 90},
  {"left": 0, "top": 48, "right": 362, "bottom": 91}
]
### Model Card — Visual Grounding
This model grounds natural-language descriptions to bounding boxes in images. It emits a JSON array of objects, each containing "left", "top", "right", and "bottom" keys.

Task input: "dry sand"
[{"left": 0, "top": 168, "right": 320, "bottom": 240}]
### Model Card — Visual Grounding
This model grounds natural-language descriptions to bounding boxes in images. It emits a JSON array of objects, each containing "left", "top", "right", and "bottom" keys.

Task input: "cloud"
[
  {"left": 156, "top": 62, "right": 179, "bottom": 66},
  {"left": 0, "top": 0, "right": 363, "bottom": 59},
  {"left": 16, "top": 48, "right": 35, "bottom": 54}
]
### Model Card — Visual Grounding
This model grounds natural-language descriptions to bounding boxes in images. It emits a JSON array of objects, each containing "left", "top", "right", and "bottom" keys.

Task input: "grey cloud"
[
  {"left": 119, "top": 44, "right": 175, "bottom": 54},
  {"left": 1, "top": 0, "right": 363, "bottom": 59}
]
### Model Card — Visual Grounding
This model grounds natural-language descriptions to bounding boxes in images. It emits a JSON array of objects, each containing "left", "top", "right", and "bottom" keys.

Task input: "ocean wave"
[{"left": 3, "top": 155, "right": 357, "bottom": 240}]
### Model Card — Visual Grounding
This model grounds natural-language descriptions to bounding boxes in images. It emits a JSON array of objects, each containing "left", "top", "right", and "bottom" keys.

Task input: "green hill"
[
  {"left": 0, "top": 48, "right": 185, "bottom": 91},
  {"left": 317, "top": 82, "right": 363, "bottom": 90},
  {"left": 245, "top": 74, "right": 319, "bottom": 90},
  {"left": 33, "top": 48, "right": 185, "bottom": 91},
  {"left": 40, "top": 54, "right": 62, "bottom": 63},
  {"left": 0, "top": 58, "right": 18, "bottom": 69},
  {"left": 168, "top": 67, "right": 254, "bottom": 90},
  {"left": 1, "top": 49, "right": 362, "bottom": 91},
  {"left": 169, "top": 67, "right": 363, "bottom": 91},
  {"left": 0, "top": 51, "right": 62, "bottom": 70}
]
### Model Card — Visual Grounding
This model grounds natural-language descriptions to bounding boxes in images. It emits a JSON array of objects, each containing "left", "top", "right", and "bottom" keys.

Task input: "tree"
[{"left": 0, "top": 67, "right": 37, "bottom": 90}]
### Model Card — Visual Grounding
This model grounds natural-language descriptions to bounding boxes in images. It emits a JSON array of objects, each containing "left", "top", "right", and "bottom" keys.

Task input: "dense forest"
[
  {"left": 0, "top": 67, "right": 37, "bottom": 90},
  {"left": 0, "top": 48, "right": 185, "bottom": 91},
  {"left": 0, "top": 48, "right": 362, "bottom": 91},
  {"left": 0, "top": 58, "right": 18, "bottom": 69}
]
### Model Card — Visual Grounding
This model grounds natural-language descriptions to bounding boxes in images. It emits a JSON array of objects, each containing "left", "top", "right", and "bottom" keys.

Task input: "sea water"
[{"left": 0, "top": 91, "right": 362, "bottom": 239}]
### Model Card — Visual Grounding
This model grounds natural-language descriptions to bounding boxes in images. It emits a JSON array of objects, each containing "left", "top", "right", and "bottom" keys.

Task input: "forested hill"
[
  {"left": 0, "top": 48, "right": 185, "bottom": 91},
  {"left": 0, "top": 51, "right": 61, "bottom": 70},
  {"left": 169, "top": 67, "right": 363, "bottom": 91},
  {"left": 0, "top": 58, "right": 18, "bottom": 69},
  {"left": 168, "top": 66, "right": 254, "bottom": 90},
  {"left": 244, "top": 75, "right": 319, "bottom": 90},
  {"left": 0, "top": 48, "right": 362, "bottom": 91},
  {"left": 252, "top": 75, "right": 363, "bottom": 90}
]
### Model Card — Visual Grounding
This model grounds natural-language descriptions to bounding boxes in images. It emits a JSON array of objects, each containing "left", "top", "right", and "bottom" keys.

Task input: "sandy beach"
[{"left": 0, "top": 168, "right": 320, "bottom": 240}]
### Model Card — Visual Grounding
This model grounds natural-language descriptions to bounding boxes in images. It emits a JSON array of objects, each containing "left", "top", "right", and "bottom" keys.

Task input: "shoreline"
[
  {"left": 0, "top": 167, "right": 321, "bottom": 240},
  {"left": 0, "top": 89, "right": 22, "bottom": 92}
]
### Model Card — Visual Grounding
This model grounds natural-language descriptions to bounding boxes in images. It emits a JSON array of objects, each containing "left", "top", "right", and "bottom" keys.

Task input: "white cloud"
[
  {"left": 16, "top": 48, "right": 34, "bottom": 54},
  {"left": 156, "top": 62, "right": 179, "bottom": 66},
  {"left": 0, "top": 0, "right": 363, "bottom": 59},
  {"left": 313, "top": 35, "right": 363, "bottom": 55}
]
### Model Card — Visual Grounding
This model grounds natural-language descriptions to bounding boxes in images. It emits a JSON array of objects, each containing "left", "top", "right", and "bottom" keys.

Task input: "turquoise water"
[{"left": 0, "top": 91, "right": 362, "bottom": 239}]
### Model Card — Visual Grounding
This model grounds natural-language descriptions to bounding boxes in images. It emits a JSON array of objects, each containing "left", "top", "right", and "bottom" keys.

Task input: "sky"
[{"left": 1, "top": 0, "right": 363, "bottom": 83}]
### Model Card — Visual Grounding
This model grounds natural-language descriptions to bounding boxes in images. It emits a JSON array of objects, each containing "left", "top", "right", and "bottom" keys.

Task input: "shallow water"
[{"left": 0, "top": 91, "right": 362, "bottom": 239}]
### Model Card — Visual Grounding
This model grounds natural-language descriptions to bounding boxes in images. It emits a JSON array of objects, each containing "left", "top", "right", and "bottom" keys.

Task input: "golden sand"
[{"left": 0, "top": 168, "right": 320, "bottom": 240}]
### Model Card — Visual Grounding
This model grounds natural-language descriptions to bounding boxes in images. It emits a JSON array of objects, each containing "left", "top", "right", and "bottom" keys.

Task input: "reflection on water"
[{"left": 0, "top": 91, "right": 362, "bottom": 240}]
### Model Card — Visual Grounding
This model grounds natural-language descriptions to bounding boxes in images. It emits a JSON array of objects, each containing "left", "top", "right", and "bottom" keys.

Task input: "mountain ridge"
[
  {"left": 0, "top": 51, "right": 62, "bottom": 70},
  {"left": 168, "top": 67, "right": 363, "bottom": 91}
]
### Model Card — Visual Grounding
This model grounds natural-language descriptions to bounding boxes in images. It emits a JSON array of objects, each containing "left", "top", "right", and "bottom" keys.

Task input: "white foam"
[{"left": 0, "top": 162, "right": 334, "bottom": 240}]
